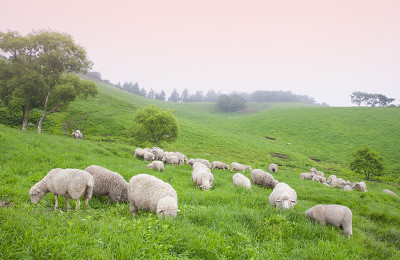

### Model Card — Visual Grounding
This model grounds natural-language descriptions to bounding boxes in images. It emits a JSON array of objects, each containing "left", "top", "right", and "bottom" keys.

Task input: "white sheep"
[
  {"left": 269, "top": 182, "right": 297, "bottom": 210},
  {"left": 144, "top": 151, "right": 155, "bottom": 161},
  {"left": 310, "top": 167, "right": 324, "bottom": 177},
  {"left": 134, "top": 148, "right": 146, "bottom": 158},
  {"left": 232, "top": 173, "right": 251, "bottom": 190},
  {"left": 84, "top": 165, "right": 128, "bottom": 203},
  {"left": 174, "top": 152, "right": 188, "bottom": 165},
  {"left": 151, "top": 147, "right": 164, "bottom": 160},
  {"left": 305, "top": 204, "right": 353, "bottom": 237},
  {"left": 29, "top": 168, "right": 94, "bottom": 211},
  {"left": 71, "top": 129, "right": 83, "bottom": 139},
  {"left": 268, "top": 163, "right": 278, "bottom": 173},
  {"left": 128, "top": 174, "right": 179, "bottom": 218},
  {"left": 192, "top": 162, "right": 214, "bottom": 190},
  {"left": 147, "top": 161, "right": 164, "bottom": 171},
  {"left": 352, "top": 182, "right": 367, "bottom": 192},
  {"left": 231, "top": 162, "right": 252, "bottom": 173},
  {"left": 328, "top": 175, "right": 337, "bottom": 183},
  {"left": 162, "top": 155, "right": 180, "bottom": 165},
  {"left": 382, "top": 189, "right": 399, "bottom": 197},
  {"left": 331, "top": 178, "right": 346, "bottom": 188},
  {"left": 312, "top": 175, "right": 326, "bottom": 184},
  {"left": 212, "top": 161, "right": 230, "bottom": 170},
  {"left": 188, "top": 158, "right": 212, "bottom": 168},
  {"left": 300, "top": 172, "right": 313, "bottom": 180},
  {"left": 250, "top": 169, "right": 278, "bottom": 188},
  {"left": 343, "top": 185, "right": 352, "bottom": 191}
]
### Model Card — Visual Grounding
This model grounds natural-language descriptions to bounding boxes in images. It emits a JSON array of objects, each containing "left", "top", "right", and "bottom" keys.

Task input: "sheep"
[
  {"left": 151, "top": 147, "right": 164, "bottom": 160},
  {"left": 84, "top": 165, "right": 128, "bottom": 203},
  {"left": 268, "top": 163, "right": 278, "bottom": 173},
  {"left": 331, "top": 178, "right": 346, "bottom": 188},
  {"left": 134, "top": 148, "right": 146, "bottom": 158},
  {"left": 250, "top": 169, "right": 278, "bottom": 188},
  {"left": 144, "top": 151, "right": 155, "bottom": 161},
  {"left": 305, "top": 204, "right": 353, "bottom": 237},
  {"left": 269, "top": 182, "right": 297, "bottom": 210},
  {"left": 162, "top": 155, "right": 180, "bottom": 165},
  {"left": 310, "top": 167, "right": 324, "bottom": 177},
  {"left": 188, "top": 158, "right": 212, "bottom": 168},
  {"left": 328, "top": 175, "right": 337, "bottom": 183},
  {"left": 128, "top": 174, "right": 179, "bottom": 218},
  {"left": 192, "top": 162, "right": 214, "bottom": 190},
  {"left": 175, "top": 152, "right": 188, "bottom": 165},
  {"left": 352, "top": 181, "right": 367, "bottom": 192},
  {"left": 343, "top": 185, "right": 352, "bottom": 191},
  {"left": 232, "top": 173, "right": 251, "bottom": 190},
  {"left": 312, "top": 175, "right": 326, "bottom": 184},
  {"left": 382, "top": 189, "right": 399, "bottom": 197},
  {"left": 29, "top": 168, "right": 94, "bottom": 211},
  {"left": 71, "top": 129, "right": 83, "bottom": 139},
  {"left": 212, "top": 161, "right": 230, "bottom": 170},
  {"left": 300, "top": 172, "right": 313, "bottom": 180},
  {"left": 147, "top": 161, "right": 164, "bottom": 171},
  {"left": 231, "top": 162, "right": 252, "bottom": 173}
]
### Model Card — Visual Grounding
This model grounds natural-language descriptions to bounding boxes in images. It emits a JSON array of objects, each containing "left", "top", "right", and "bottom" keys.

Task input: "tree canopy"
[
  {"left": 216, "top": 94, "right": 246, "bottom": 112},
  {"left": 350, "top": 91, "right": 395, "bottom": 107},
  {"left": 132, "top": 104, "right": 179, "bottom": 145},
  {"left": 350, "top": 146, "right": 385, "bottom": 180}
]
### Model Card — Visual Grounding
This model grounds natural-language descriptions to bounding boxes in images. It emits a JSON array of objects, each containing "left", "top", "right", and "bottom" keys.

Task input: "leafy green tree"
[
  {"left": 181, "top": 89, "right": 189, "bottom": 102},
  {"left": 216, "top": 94, "right": 246, "bottom": 112},
  {"left": 132, "top": 104, "right": 179, "bottom": 145},
  {"left": 168, "top": 89, "right": 180, "bottom": 102},
  {"left": 350, "top": 146, "right": 385, "bottom": 180}
]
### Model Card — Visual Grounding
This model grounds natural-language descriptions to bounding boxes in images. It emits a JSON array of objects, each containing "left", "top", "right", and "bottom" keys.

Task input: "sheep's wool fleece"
[
  {"left": 128, "top": 174, "right": 177, "bottom": 213},
  {"left": 232, "top": 173, "right": 251, "bottom": 189}
]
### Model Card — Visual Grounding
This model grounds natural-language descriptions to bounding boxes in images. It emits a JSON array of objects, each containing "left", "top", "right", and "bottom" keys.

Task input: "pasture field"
[{"left": 0, "top": 81, "right": 399, "bottom": 259}]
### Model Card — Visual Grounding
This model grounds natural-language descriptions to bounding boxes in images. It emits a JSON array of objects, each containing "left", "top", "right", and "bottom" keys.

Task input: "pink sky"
[{"left": 2, "top": 0, "right": 400, "bottom": 106}]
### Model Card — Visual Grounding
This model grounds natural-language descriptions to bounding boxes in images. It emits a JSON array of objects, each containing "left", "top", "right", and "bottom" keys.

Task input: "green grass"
[{"left": 1, "top": 81, "right": 400, "bottom": 259}]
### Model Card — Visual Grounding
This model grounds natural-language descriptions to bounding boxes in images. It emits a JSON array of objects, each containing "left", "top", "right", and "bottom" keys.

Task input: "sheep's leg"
[
  {"left": 84, "top": 197, "right": 89, "bottom": 208},
  {"left": 75, "top": 199, "right": 81, "bottom": 210},
  {"left": 54, "top": 195, "right": 59, "bottom": 210},
  {"left": 129, "top": 201, "right": 138, "bottom": 217},
  {"left": 66, "top": 199, "right": 71, "bottom": 211}
]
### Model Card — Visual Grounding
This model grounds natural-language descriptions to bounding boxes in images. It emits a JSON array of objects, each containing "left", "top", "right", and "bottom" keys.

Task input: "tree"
[
  {"left": 216, "top": 94, "right": 246, "bottom": 112},
  {"left": 181, "top": 89, "right": 189, "bottom": 102},
  {"left": 350, "top": 91, "right": 365, "bottom": 106},
  {"left": 132, "top": 104, "right": 179, "bottom": 145},
  {"left": 155, "top": 90, "right": 166, "bottom": 101},
  {"left": 204, "top": 89, "right": 220, "bottom": 102},
  {"left": 168, "top": 89, "right": 180, "bottom": 102},
  {"left": 147, "top": 89, "right": 155, "bottom": 99},
  {"left": 350, "top": 146, "right": 385, "bottom": 180},
  {"left": 350, "top": 91, "right": 396, "bottom": 107}
]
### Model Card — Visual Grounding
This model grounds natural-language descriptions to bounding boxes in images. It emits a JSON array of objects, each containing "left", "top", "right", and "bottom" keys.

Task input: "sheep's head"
[
  {"left": 272, "top": 180, "right": 279, "bottom": 187},
  {"left": 146, "top": 163, "right": 152, "bottom": 169},
  {"left": 247, "top": 166, "right": 252, "bottom": 171},
  {"left": 156, "top": 196, "right": 179, "bottom": 218},
  {"left": 29, "top": 186, "right": 46, "bottom": 204},
  {"left": 275, "top": 196, "right": 297, "bottom": 210},
  {"left": 199, "top": 179, "right": 211, "bottom": 190}
]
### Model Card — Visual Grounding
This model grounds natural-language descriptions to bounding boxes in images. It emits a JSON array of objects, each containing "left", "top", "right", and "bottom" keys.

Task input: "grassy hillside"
[{"left": 1, "top": 81, "right": 400, "bottom": 259}]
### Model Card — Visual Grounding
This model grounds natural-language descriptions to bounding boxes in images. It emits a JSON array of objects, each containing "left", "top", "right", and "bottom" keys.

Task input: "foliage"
[
  {"left": 168, "top": 89, "right": 180, "bottom": 102},
  {"left": 132, "top": 104, "right": 178, "bottom": 145},
  {"left": 350, "top": 146, "right": 386, "bottom": 180},
  {"left": 216, "top": 94, "right": 246, "bottom": 112},
  {"left": 351, "top": 91, "right": 395, "bottom": 107}
]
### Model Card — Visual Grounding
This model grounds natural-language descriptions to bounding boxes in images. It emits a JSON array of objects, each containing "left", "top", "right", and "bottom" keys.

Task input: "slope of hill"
[{"left": 1, "top": 81, "right": 399, "bottom": 259}]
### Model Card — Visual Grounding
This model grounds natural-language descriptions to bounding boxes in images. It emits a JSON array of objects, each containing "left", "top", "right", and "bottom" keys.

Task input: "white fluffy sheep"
[
  {"left": 84, "top": 165, "right": 128, "bottom": 203},
  {"left": 268, "top": 163, "right": 278, "bottom": 173},
  {"left": 232, "top": 173, "right": 251, "bottom": 190},
  {"left": 192, "top": 162, "right": 214, "bottom": 190},
  {"left": 382, "top": 189, "right": 399, "bottom": 197},
  {"left": 147, "top": 161, "right": 164, "bottom": 171},
  {"left": 328, "top": 175, "right": 337, "bottom": 183},
  {"left": 128, "top": 174, "right": 179, "bottom": 218},
  {"left": 269, "top": 182, "right": 297, "bottom": 210},
  {"left": 212, "top": 161, "right": 230, "bottom": 170},
  {"left": 144, "top": 151, "right": 155, "bottom": 161},
  {"left": 343, "top": 185, "right": 352, "bottom": 191},
  {"left": 300, "top": 172, "right": 313, "bottom": 180},
  {"left": 174, "top": 152, "right": 188, "bottom": 165},
  {"left": 162, "top": 155, "right": 180, "bottom": 165},
  {"left": 151, "top": 147, "right": 164, "bottom": 160},
  {"left": 305, "top": 204, "right": 353, "bottom": 237},
  {"left": 71, "top": 129, "right": 83, "bottom": 139},
  {"left": 331, "top": 178, "right": 346, "bottom": 188},
  {"left": 134, "top": 148, "right": 146, "bottom": 158},
  {"left": 250, "top": 169, "right": 278, "bottom": 188},
  {"left": 310, "top": 168, "right": 324, "bottom": 177},
  {"left": 352, "top": 182, "right": 367, "bottom": 192},
  {"left": 312, "top": 175, "right": 326, "bottom": 184},
  {"left": 29, "top": 168, "right": 94, "bottom": 211},
  {"left": 188, "top": 158, "right": 212, "bottom": 168},
  {"left": 231, "top": 162, "right": 252, "bottom": 173}
]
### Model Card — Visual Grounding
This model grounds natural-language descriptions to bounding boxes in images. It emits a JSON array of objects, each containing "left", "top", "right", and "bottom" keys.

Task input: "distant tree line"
[{"left": 350, "top": 91, "right": 395, "bottom": 107}]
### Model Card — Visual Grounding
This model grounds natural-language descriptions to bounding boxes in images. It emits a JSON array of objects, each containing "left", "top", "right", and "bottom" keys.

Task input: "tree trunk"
[
  {"left": 21, "top": 106, "right": 30, "bottom": 131},
  {"left": 37, "top": 91, "right": 51, "bottom": 134}
]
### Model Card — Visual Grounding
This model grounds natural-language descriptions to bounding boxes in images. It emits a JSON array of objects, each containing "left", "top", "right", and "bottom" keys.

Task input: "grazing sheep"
[
  {"left": 162, "top": 155, "right": 180, "bottom": 165},
  {"left": 331, "top": 178, "right": 346, "bottom": 188},
  {"left": 352, "top": 182, "right": 367, "bottom": 192},
  {"left": 310, "top": 168, "right": 324, "bottom": 177},
  {"left": 147, "top": 161, "right": 164, "bottom": 171},
  {"left": 128, "top": 174, "right": 179, "bottom": 218},
  {"left": 343, "top": 185, "right": 352, "bottom": 191},
  {"left": 231, "top": 162, "right": 252, "bottom": 173},
  {"left": 269, "top": 182, "right": 297, "bottom": 210},
  {"left": 268, "top": 163, "right": 278, "bottom": 173},
  {"left": 134, "top": 148, "right": 146, "bottom": 158},
  {"left": 312, "top": 175, "right": 326, "bottom": 184},
  {"left": 188, "top": 158, "right": 212, "bottom": 168},
  {"left": 328, "top": 175, "right": 337, "bottom": 183},
  {"left": 144, "top": 152, "right": 155, "bottom": 161},
  {"left": 232, "top": 173, "right": 251, "bottom": 190},
  {"left": 305, "top": 204, "right": 353, "bottom": 237},
  {"left": 192, "top": 162, "right": 213, "bottom": 190},
  {"left": 151, "top": 147, "right": 164, "bottom": 160},
  {"left": 382, "top": 189, "right": 399, "bottom": 197},
  {"left": 300, "top": 172, "right": 313, "bottom": 180},
  {"left": 175, "top": 152, "right": 188, "bottom": 165},
  {"left": 71, "top": 129, "right": 83, "bottom": 139},
  {"left": 29, "top": 168, "right": 94, "bottom": 211},
  {"left": 250, "top": 169, "right": 278, "bottom": 188},
  {"left": 212, "top": 161, "right": 230, "bottom": 170},
  {"left": 84, "top": 165, "right": 128, "bottom": 203}
]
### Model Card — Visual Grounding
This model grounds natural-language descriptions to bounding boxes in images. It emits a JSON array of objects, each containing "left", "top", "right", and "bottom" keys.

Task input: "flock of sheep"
[{"left": 29, "top": 146, "right": 399, "bottom": 238}]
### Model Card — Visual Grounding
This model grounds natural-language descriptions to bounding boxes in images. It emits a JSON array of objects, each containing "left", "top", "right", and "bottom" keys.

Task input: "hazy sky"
[{"left": 2, "top": 0, "right": 400, "bottom": 106}]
